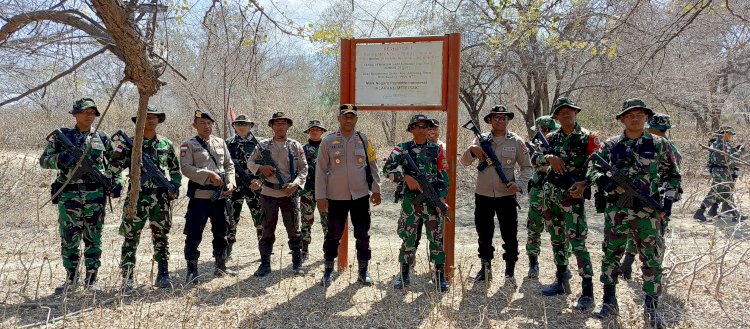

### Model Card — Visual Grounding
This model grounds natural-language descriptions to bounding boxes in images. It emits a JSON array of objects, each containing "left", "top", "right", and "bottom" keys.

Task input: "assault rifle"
[
  {"left": 462, "top": 118, "right": 512, "bottom": 187},
  {"left": 589, "top": 153, "right": 664, "bottom": 213},
  {"left": 112, "top": 130, "right": 178, "bottom": 196},
  {"left": 54, "top": 129, "right": 113, "bottom": 192},
  {"left": 532, "top": 130, "right": 577, "bottom": 188},
  {"left": 247, "top": 131, "right": 287, "bottom": 185},
  {"left": 401, "top": 151, "right": 448, "bottom": 213},
  {"left": 231, "top": 157, "right": 255, "bottom": 188}
]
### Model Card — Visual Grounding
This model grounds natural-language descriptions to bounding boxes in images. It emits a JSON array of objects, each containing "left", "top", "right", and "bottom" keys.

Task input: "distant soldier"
[
  {"left": 383, "top": 114, "right": 450, "bottom": 292},
  {"left": 588, "top": 99, "right": 681, "bottom": 329},
  {"left": 112, "top": 106, "right": 181, "bottom": 291},
  {"left": 693, "top": 125, "right": 747, "bottom": 222},
  {"left": 460, "top": 106, "right": 532, "bottom": 283},
  {"left": 531, "top": 97, "right": 599, "bottom": 311},
  {"left": 39, "top": 98, "right": 123, "bottom": 294},
  {"left": 180, "top": 110, "right": 237, "bottom": 282},
  {"left": 247, "top": 112, "right": 308, "bottom": 277},
  {"left": 226, "top": 114, "right": 263, "bottom": 260},
  {"left": 317, "top": 105, "right": 381, "bottom": 287},
  {"left": 620, "top": 113, "right": 681, "bottom": 280},
  {"left": 525, "top": 115, "right": 565, "bottom": 279},
  {"left": 299, "top": 120, "right": 329, "bottom": 262}
]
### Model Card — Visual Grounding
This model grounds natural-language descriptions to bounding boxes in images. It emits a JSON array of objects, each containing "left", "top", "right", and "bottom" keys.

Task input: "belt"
[
  {"left": 64, "top": 182, "right": 103, "bottom": 191},
  {"left": 263, "top": 181, "right": 284, "bottom": 190}
]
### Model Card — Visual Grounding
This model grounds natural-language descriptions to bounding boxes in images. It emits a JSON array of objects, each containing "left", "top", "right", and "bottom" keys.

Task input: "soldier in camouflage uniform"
[
  {"left": 226, "top": 114, "right": 263, "bottom": 260},
  {"left": 693, "top": 125, "right": 747, "bottom": 222},
  {"left": 531, "top": 98, "right": 599, "bottom": 311},
  {"left": 299, "top": 120, "right": 328, "bottom": 262},
  {"left": 112, "top": 106, "right": 181, "bottom": 291},
  {"left": 620, "top": 113, "right": 682, "bottom": 280},
  {"left": 383, "top": 114, "right": 450, "bottom": 292},
  {"left": 525, "top": 115, "right": 568, "bottom": 279},
  {"left": 39, "top": 98, "right": 123, "bottom": 294},
  {"left": 588, "top": 99, "right": 681, "bottom": 329}
]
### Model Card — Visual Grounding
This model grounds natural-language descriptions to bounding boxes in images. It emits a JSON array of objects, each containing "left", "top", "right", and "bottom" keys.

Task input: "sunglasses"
[{"left": 490, "top": 115, "right": 509, "bottom": 121}]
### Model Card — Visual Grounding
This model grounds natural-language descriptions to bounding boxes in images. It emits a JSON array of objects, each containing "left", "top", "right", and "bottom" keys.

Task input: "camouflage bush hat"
[
  {"left": 551, "top": 97, "right": 581, "bottom": 116},
  {"left": 483, "top": 105, "right": 514, "bottom": 123},
  {"left": 131, "top": 105, "right": 165, "bottom": 124},
  {"left": 616, "top": 98, "right": 654, "bottom": 120},
  {"left": 407, "top": 114, "right": 434, "bottom": 131},
  {"left": 716, "top": 125, "right": 736, "bottom": 135},
  {"left": 339, "top": 104, "right": 358, "bottom": 116},
  {"left": 194, "top": 110, "right": 215, "bottom": 122},
  {"left": 535, "top": 115, "right": 560, "bottom": 131},
  {"left": 430, "top": 118, "right": 440, "bottom": 127},
  {"left": 70, "top": 98, "right": 100, "bottom": 116},
  {"left": 232, "top": 114, "right": 254, "bottom": 128},
  {"left": 267, "top": 111, "right": 293, "bottom": 127},
  {"left": 304, "top": 120, "right": 327, "bottom": 133},
  {"left": 646, "top": 113, "right": 672, "bottom": 130}
]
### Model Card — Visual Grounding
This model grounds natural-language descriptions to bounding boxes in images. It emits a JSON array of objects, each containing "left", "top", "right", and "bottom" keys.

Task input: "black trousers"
[
  {"left": 259, "top": 195, "right": 302, "bottom": 257},
  {"left": 323, "top": 196, "right": 372, "bottom": 262},
  {"left": 183, "top": 198, "right": 229, "bottom": 261},
  {"left": 475, "top": 194, "right": 519, "bottom": 262}
]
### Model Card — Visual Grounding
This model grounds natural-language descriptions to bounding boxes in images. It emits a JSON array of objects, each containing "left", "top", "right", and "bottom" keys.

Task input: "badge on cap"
[{"left": 195, "top": 111, "right": 203, "bottom": 118}]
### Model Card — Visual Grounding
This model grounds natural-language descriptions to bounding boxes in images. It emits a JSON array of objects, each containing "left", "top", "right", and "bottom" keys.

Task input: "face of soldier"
[
  {"left": 554, "top": 107, "right": 577, "bottom": 128},
  {"left": 427, "top": 126, "right": 440, "bottom": 142},
  {"left": 307, "top": 127, "right": 324, "bottom": 141},
  {"left": 193, "top": 118, "right": 213, "bottom": 138},
  {"left": 619, "top": 109, "right": 648, "bottom": 132},
  {"left": 271, "top": 119, "right": 290, "bottom": 139},
  {"left": 338, "top": 113, "right": 357, "bottom": 132},
  {"left": 724, "top": 131, "right": 733, "bottom": 141},
  {"left": 489, "top": 114, "right": 509, "bottom": 132},
  {"left": 144, "top": 114, "right": 160, "bottom": 132},
  {"left": 410, "top": 121, "right": 429, "bottom": 142},
  {"left": 234, "top": 122, "right": 251, "bottom": 137},
  {"left": 73, "top": 108, "right": 97, "bottom": 130}
]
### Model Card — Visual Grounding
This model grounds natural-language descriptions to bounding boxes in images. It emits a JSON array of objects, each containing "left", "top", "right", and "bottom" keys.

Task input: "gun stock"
[
  {"left": 401, "top": 152, "right": 448, "bottom": 213},
  {"left": 590, "top": 153, "right": 663, "bottom": 213},
  {"left": 55, "top": 129, "right": 113, "bottom": 192},
  {"left": 112, "top": 130, "right": 178, "bottom": 195},
  {"left": 461, "top": 118, "right": 513, "bottom": 187}
]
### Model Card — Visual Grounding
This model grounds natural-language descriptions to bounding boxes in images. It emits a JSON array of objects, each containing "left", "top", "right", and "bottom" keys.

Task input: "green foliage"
[{"left": 308, "top": 24, "right": 354, "bottom": 56}]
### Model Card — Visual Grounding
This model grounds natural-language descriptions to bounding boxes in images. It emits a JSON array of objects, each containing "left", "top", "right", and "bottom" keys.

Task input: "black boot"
[
  {"left": 215, "top": 257, "right": 238, "bottom": 277},
  {"left": 527, "top": 256, "right": 539, "bottom": 279},
  {"left": 474, "top": 260, "right": 492, "bottom": 282},
  {"left": 693, "top": 206, "right": 708, "bottom": 222},
  {"left": 84, "top": 269, "right": 101, "bottom": 292},
  {"left": 357, "top": 261, "right": 374, "bottom": 286},
  {"left": 226, "top": 242, "right": 234, "bottom": 262},
  {"left": 393, "top": 263, "right": 411, "bottom": 289},
  {"left": 505, "top": 260, "right": 516, "bottom": 279},
  {"left": 185, "top": 260, "right": 199, "bottom": 283},
  {"left": 707, "top": 203, "right": 719, "bottom": 216},
  {"left": 574, "top": 277, "right": 595, "bottom": 311},
  {"left": 121, "top": 267, "right": 136, "bottom": 293},
  {"left": 435, "top": 264, "right": 449, "bottom": 292},
  {"left": 593, "top": 284, "right": 619, "bottom": 318},
  {"left": 321, "top": 260, "right": 334, "bottom": 287},
  {"left": 155, "top": 261, "right": 172, "bottom": 289},
  {"left": 291, "top": 250, "right": 304, "bottom": 275},
  {"left": 54, "top": 268, "right": 78, "bottom": 295},
  {"left": 620, "top": 253, "right": 636, "bottom": 280},
  {"left": 644, "top": 295, "right": 664, "bottom": 329},
  {"left": 253, "top": 255, "right": 271, "bottom": 277},
  {"left": 542, "top": 265, "right": 572, "bottom": 296},
  {"left": 301, "top": 245, "right": 309, "bottom": 263}
]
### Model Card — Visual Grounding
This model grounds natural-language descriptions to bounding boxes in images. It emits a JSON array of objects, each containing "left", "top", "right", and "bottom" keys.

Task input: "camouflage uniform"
[
  {"left": 526, "top": 116, "right": 562, "bottom": 257},
  {"left": 39, "top": 98, "right": 122, "bottom": 291},
  {"left": 226, "top": 129, "right": 263, "bottom": 245},
  {"left": 300, "top": 120, "right": 329, "bottom": 256},
  {"left": 697, "top": 126, "right": 743, "bottom": 220}
]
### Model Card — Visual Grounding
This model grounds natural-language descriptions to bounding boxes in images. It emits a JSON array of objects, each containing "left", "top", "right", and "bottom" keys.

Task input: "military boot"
[
  {"left": 574, "top": 277, "right": 595, "bottom": 311},
  {"left": 253, "top": 255, "right": 271, "bottom": 277},
  {"left": 121, "top": 267, "right": 136, "bottom": 293},
  {"left": 707, "top": 203, "right": 720, "bottom": 217},
  {"left": 226, "top": 242, "right": 234, "bottom": 262},
  {"left": 720, "top": 202, "right": 731, "bottom": 216},
  {"left": 291, "top": 250, "right": 305, "bottom": 275},
  {"left": 527, "top": 256, "right": 539, "bottom": 279},
  {"left": 54, "top": 268, "right": 78, "bottom": 295},
  {"left": 393, "top": 263, "right": 411, "bottom": 289},
  {"left": 505, "top": 260, "right": 516, "bottom": 279},
  {"left": 185, "top": 260, "right": 199, "bottom": 283},
  {"left": 593, "top": 284, "right": 619, "bottom": 318},
  {"left": 644, "top": 295, "right": 664, "bottom": 329},
  {"left": 301, "top": 244, "right": 309, "bottom": 263},
  {"left": 473, "top": 260, "right": 492, "bottom": 282},
  {"left": 84, "top": 269, "right": 101, "bottom": 292},
  {"left": 154, "top": 260, "right": 172, "bottom": 289},
  {"left": 435, "top": 264, "right": 450, "bottom": 292},
  {"left": 321, "top": 260, "right": 334, "bottom": 287},
  {"left": 357, "top": 261, "right": 374, "bottom": 286},
  {"left": 542, "top": 265, "right": 572, "bottom": 296},
  {"left": 214, "top": 257, "right": 237, "bottom": 277},
  {"left": 620, "top": 253, "right": 636, "bottom": 280},
  {"left": 693, "top": 206, "right": 708, "bottom": 222}
]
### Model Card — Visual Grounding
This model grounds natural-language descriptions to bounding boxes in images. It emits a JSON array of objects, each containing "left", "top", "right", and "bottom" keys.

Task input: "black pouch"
[
  {"left": 594, "top": 190, "right": 607, "bottom": 213},
  {"left": 51, "top": 181, "right": 63, "bottom": 204}
]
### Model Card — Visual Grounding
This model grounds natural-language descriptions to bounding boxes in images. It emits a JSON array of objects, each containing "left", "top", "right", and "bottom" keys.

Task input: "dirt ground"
[{"left": 0, "top": 149, "right": 749, "bottom": 328}]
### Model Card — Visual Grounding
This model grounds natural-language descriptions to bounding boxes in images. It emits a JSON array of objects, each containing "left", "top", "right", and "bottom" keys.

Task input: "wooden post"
[
  {"left": 444, "top": 33, "right": 461, "bottom": 279},
  {"left": 337, "top": 38, "right": 353, "bottom": 271}
]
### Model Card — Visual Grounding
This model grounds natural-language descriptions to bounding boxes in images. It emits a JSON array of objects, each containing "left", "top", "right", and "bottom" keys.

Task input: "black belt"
[
  {"left": 710, "top": 164, "right": 730, "bottom": 170},
  {"left": 64, "top": 182, "right": 104, "bottom": 191},
  {"left": 263, "top": 181, "right": 284, "bottom": 189}
]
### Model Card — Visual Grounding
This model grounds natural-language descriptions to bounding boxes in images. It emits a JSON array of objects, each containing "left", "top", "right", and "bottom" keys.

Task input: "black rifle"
[
  {"left": 589, "top": 153, "right": 664, "bottom": 213},
  {"left": 401, "top": 151, "right": 448, "bottom": 213},
  {"left": 54, "top": 129, "right": 113, "bottom": 192},
  {"left": 231, "top": 157, "right": 255, "bottom": 188},
  {"left": 112, "top": 130, "right": 179, "bottom": 196},
  {"left": 462, "top": 118, "right": 512, "bottom": 187},
  {"left": 247, "top": 131, "right": 287, "bottom": 185},
  {"left": 532, "top": 129, "right": 578, "bottom": 188}
]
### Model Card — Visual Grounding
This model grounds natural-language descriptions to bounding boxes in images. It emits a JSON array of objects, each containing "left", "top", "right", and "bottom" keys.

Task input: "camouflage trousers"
[
  {"left": 119, "top": 191, "right": 171, "bottom": 272},
  {"left": 398, "top": 193, "right": 445, "bottom": 266},
  {"left": 542, "top": 183, "right": 593, "bottom": 278},
  {"left": 299, "top": 188, "right": 328, "bottom": 252},
  {"left": 626, "top": 215, "right": 670, "bottom": 255},
  {"left": 601, "top": 204, "right": 665, "bottom": 297},
  {"left": 229, "top": 187, "right": 262, "bottom": 244},
  {"left": 701, "top": 168, "right": 735, "bottom": 208},
  {"left": 57, "top": 188, "right": 106, "bottom": 271},
  {"left": 525, "top": 186, "right": 546, "bottom": 257}
]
